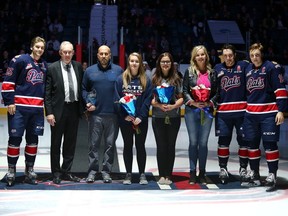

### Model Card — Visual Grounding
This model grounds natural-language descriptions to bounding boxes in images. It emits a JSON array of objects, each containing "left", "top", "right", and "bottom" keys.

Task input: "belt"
[{"left": 64, "top": 101, "right": 78, "bottom": 105}]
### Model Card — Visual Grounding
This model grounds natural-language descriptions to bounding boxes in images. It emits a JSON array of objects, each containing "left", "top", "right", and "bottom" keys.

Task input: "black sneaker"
[
  {"left": 198, "top": 170, "right": 207, "bottom": 185},
  {"left": 189, "top": 171, "right": 196, "bottom": 184}
]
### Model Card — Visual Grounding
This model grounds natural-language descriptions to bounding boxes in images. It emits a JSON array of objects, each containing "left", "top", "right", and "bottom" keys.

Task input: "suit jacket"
[{"left": 45, "top": 60, "right": 84, "bottom": 122}]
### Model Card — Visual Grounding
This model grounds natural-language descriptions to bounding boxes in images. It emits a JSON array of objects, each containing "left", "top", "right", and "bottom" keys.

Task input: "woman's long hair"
[
  {"left": 188, "top": 45, "right": 212, "bottom": 76},
  {"left": 152, "top": 52, "right": 181, "bottom": 86},
  {"left": 122, "top": 52, "right": 147, "bottom": 91}
]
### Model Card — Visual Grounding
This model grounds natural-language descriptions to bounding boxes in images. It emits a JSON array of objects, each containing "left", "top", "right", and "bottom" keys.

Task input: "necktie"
[{"left": 66, "top": 64, "right": 75, "bottom": 102}]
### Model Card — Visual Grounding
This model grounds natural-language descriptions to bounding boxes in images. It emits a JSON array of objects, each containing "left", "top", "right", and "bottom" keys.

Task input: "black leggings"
[
  {"left": 152, "top": 117, "right": 181, "bottom": 177},
  {"left": 120, "top": 120, "right": 148, "bottom": 174}
]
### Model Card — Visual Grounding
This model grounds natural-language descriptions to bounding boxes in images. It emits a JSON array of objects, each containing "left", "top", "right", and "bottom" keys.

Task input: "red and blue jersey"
[
  {"left": 215, "top": 60, "right": 249, "bottom": 118},
  {"left": 245, "top": 61, "right": 288, "bottom": 116},
  {"left": 1, "top": 54, "right": 47, "bottom": 110}
]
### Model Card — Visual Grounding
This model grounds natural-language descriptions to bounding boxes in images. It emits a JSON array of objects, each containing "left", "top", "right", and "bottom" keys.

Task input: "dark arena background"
[{"left": 0, "top": 0, "right": 288, "bottom": 215}]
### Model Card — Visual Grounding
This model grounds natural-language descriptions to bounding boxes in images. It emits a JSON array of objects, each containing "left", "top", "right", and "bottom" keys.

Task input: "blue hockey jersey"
[
  {"left": 245, "top": 60, "right": 288, "bottom": 115},
  {"left": 1, "top": 54, "right": 47, "bottom": 110},
  {"left": 215, "top": 60, "right": 249, "bottom": 118}
]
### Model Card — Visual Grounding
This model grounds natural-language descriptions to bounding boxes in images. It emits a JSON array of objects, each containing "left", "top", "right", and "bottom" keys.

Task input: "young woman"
[
  {"left": 151, "top": 52, "right": 183, "bottom": 185},
  {"left": 114, "top": 52, "right": 153, "bottom": 185},
  {"left": 183, "top": 45, "right": 218, "bottom": 185}
]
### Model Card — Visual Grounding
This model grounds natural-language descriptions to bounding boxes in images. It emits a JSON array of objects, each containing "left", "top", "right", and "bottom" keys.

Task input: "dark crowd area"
[{"left": 0, "top": 0, "right": 288, "bottom": 80}]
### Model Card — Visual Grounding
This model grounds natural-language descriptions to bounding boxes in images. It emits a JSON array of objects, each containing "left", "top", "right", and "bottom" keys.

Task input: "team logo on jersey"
[
  {"left": 5, "top": 67, "right": 13, "bottom": 76},
  {"left": 26, "top": 69, "right": 44, "bottom": 85},
  {"left": 246, "top": 77, "right": 265, "bottom": 92},
  {"left": 233, "top": 65, "right": 242, "bottom": 73},
  {"left": 26, "top": 63, "right": 33, "bottom": 70},
  {"left": 221, "top": 75, "right": 241, "bottom": 91}
]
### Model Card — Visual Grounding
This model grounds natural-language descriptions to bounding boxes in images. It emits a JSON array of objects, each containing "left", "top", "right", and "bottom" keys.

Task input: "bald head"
[{"left": 97, "top": 45, "right": 111, "bottom": 68}]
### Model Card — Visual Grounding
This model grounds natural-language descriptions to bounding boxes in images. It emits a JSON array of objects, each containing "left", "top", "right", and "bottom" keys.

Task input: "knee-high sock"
[
  {"left": 7, "top": 137, "right": 22, "bottom": 166},
  {"left": 263, "top": 141, "right": 279, "bottom": 175},
  {"left": 248, "top": 148, "right": 261, "bottom": 172}
]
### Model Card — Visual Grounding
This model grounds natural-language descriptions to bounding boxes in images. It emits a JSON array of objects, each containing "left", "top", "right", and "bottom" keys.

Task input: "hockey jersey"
[
  {"left": 215, "top": 60, "right": 249, "bottom": 118},
  {"left": 1, "top": 54, "right": 47, "bottom": 110},
  {"left": 245, "top": 60, "right": 288, "bottom": 115}
]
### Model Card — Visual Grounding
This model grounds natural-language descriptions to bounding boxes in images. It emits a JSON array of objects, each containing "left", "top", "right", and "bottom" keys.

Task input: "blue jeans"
[{"left": 184, "top": 106, "right": 213, "bottom": 172}]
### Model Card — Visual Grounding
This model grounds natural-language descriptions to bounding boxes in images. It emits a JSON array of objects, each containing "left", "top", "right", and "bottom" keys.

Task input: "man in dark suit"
[{"left": 45, "top": 41, "right": 84, "bottom": 184}]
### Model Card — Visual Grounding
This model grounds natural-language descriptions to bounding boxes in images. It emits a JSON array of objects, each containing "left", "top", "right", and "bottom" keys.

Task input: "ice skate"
[
  {"left": 239, "top": 167, "right": 247, "bottom": 182},
  {"left": 6, "top": 167, "right": 16, "bottom": 186},
  {"left": 219, "top": 168, "right": 229, "bottom": 184},
  {"left": 24, "top": 167, "right": 38, "bottom": 185},
  {"left": 265, "top": 173, "right": 277, "bottom": 192},
  {"left": 241, "top": 170, "right": 261, "bottom": 187}
]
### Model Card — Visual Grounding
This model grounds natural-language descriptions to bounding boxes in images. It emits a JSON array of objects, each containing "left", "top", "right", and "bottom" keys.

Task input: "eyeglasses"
[{"left": 160, "top": 61, "right": 171, "bottom": 65}]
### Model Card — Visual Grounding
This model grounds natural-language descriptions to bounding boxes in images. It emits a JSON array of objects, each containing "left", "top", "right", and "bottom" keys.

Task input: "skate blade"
[
  {"left": 266, "top": 185, "right": 277, "bottom": 192},
  {"left": 6, "top": 181, "right": 15, "bottom": 187},
  {"left": 241, "top": 181, "right": 261, "bottom": 187},
  {"left": 24, "top": 178, "right": 38, "bottom": 185},
  {"left": 220, "top": 179, "right": 228, "bottom": 184}
]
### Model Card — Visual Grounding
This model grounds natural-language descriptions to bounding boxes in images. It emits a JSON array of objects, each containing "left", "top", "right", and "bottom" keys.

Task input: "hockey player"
[
  {"left": 214, "top": 44, "right": 249, "bottom": 184},
  {"left": 241, "top": 43, "right": 288, "bottom": 192},
  {"left": 1, "top": 36, "right": 47, "bottom": 186}
]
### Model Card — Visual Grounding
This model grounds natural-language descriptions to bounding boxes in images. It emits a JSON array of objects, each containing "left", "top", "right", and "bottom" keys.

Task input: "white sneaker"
[
  {"left": 158, "top": 177, "right": 166, "bottom": 185},
  {"left": 165, "top": 178, "right": 172, "bottom": 185},
  {"left": 139, "top": 173, "right": 148, "bottom": 185},
  {"left": 123, "top": 173, "right": 132, "bottom": 185}
]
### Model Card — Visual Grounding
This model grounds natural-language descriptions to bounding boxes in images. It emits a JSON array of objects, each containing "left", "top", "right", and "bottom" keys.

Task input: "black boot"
[
  {"left": 189, "top": 170, "right": 197, "bottom": 184},
  {"left": 198, "top": 170, "right": 207, "bottom": 185}
]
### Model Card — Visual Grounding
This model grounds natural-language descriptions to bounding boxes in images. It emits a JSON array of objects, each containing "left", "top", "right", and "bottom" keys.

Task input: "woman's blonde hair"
[
  {"left": 122, "top": 52, "right": 147, "bottom": 90},
  {"left": 189, "top": 45, "right": 212, "bottom": 75}
]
